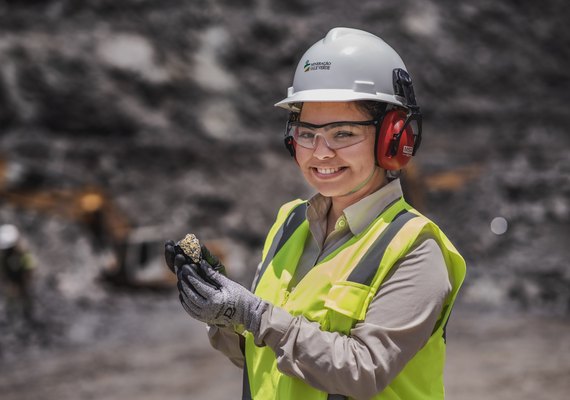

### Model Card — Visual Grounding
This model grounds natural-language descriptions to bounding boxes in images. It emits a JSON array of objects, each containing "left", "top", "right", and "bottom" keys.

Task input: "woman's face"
[{"left": 295, "top": 102, "right": 384, "bottom": 202}]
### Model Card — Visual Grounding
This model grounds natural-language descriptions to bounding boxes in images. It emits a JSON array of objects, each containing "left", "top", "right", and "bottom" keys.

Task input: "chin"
[{"left": 310, "top": 183, "right": 350, "bottom": 198}]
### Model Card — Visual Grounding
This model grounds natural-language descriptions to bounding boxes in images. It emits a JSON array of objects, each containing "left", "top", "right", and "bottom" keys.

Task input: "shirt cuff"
[{"left": 253, "top": 304, "right": 294, "bottom": 348}]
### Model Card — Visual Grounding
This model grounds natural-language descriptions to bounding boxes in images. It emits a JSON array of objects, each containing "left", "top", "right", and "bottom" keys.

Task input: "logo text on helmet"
[{"left": 304, "top": 60, "right": 332, "bottom": 72}]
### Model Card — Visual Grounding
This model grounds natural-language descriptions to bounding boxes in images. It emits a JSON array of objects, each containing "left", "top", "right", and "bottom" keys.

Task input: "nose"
[{"left": 312, "top": 135, "right": 335, "bottom": 160}]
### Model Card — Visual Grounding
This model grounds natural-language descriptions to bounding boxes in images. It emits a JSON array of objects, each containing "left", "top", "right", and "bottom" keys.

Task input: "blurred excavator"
[{"left": 0, "top": 156, "right": 177, "bottom": 289}]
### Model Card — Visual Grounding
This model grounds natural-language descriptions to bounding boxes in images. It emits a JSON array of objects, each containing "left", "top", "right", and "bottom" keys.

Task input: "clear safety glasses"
[{"left": 286, "top": 120, "right": 379, "bottom": 150}]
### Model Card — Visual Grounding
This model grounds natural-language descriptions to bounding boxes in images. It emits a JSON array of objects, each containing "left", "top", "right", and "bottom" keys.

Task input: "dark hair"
[
  {"left": 353, "top": 100, "right": 388, "bottom": 119},
  {"left": 287, "top": 103, "right": 303, "bottom": 122}
]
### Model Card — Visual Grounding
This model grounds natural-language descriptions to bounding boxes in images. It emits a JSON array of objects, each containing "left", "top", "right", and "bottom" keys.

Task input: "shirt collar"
[
  {"left": 306, "top": 193, "right": 332, "bottom": 247},
  {"left": 306, "top": 178, "right": 404, "bottom": 237},
  {"left": 343, "top": 178, "right": 403, "bottom": 235}
]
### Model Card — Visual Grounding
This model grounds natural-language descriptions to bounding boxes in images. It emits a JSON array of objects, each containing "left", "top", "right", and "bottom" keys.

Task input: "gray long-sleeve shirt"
[{"left": 208, "top": 179, "right": 451, "bottom": 399}]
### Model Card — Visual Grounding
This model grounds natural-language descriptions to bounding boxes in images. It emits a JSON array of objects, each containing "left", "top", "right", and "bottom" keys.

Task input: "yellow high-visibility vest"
[{"left": 243, "top": 197, "right": 466, "bottom": 399}]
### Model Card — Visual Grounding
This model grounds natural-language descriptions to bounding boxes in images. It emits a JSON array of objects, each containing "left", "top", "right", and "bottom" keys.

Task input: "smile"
[
  {"left": 317, "top": 167, "right": 340, "bottom": 175},
  {"left": 312, "top": 166, "right": 347, "bottom": 178}
]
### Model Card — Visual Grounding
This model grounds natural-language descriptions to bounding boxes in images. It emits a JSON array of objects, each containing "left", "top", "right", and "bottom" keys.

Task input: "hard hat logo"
[{"left": 303, "top": 60, "right": 332, "bottom": 72}]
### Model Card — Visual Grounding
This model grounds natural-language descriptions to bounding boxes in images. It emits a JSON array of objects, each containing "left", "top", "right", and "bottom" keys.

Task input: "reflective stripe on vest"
[
  {"left": 242, "top": 358, "right": 252, "bottom": 400},
  {"left": 253, "top": 202, "right": 308, "bottom": 291},
  {"left": 347, "top": 209, "right": 417, "bottom": 286}
]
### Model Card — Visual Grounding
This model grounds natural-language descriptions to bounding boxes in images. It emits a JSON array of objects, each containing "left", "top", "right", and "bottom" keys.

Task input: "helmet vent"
[
  {"left": 352, "top": 80, "right": 376, "bottom": 94},
  {"left": 324, "top": 27, "right": 376, "bottom": 44}
]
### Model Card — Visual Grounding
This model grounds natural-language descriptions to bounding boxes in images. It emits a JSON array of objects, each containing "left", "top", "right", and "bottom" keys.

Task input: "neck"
[{"left": 328, "top": 167, "right": 387, "bottom": 225}]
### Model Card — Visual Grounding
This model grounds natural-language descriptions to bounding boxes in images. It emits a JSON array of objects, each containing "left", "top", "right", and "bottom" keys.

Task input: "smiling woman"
[{"left": 166, "top": 27, "right": 466, "bottom": 400}]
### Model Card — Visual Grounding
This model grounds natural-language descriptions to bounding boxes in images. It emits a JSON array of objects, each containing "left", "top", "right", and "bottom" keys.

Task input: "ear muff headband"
[{"left": 391, "top": 68, "right": 423, "bottom": 155}]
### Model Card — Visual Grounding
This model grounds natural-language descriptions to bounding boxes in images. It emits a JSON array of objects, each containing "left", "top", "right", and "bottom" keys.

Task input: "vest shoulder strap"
[
  {"left": 346, "top": 208, "right": 418, "bottom": 286},
  {"left": 254, "top": 201, "right": 307, "bottom": 291}
]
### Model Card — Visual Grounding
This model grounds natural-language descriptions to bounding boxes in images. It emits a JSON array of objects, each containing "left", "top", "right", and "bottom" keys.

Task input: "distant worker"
[
  {"left": 166, "top": 27, "right": 466, "bottom": 399},
  {"left": 0, "top": 224, "right": 35, "bottom": 322}
]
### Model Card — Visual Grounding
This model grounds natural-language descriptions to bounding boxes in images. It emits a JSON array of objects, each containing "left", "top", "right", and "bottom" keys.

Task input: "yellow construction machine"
[{"left": 0, "top": 156, "right": 176, "bottom": 289}]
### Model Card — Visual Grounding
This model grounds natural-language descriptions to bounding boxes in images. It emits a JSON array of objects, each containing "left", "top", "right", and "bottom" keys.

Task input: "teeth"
[{"left": 317, "top": 167, "right": 340, "bottom": 175}]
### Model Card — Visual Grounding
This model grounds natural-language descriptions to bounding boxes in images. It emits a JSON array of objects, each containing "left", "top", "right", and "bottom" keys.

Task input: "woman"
[{"left": 166, "top": 27, "right": 466, "bottom": 400}]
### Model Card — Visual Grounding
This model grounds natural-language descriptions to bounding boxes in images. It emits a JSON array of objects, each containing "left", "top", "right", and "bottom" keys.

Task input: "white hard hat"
[
  {"left": 275, "top": 27, "right": 409, "bottom": 111},
  {"left": 0, "top": 224, "right": 20, "bottom": 250}
]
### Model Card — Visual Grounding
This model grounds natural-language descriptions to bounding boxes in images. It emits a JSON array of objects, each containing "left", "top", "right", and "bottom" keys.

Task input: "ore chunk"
[{"left": 177, "top": 233, "right": 201, "bottom": 263}]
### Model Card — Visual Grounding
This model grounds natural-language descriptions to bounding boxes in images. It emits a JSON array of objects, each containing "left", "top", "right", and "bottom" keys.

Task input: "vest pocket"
[{"left": 324, "top": 281, "right": 374, "bottom": 333}]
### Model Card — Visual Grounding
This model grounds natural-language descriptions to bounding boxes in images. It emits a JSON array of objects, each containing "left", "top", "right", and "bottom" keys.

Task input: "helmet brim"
[{"left": 275, "top": 89, "right": 406, "bottom": 111}]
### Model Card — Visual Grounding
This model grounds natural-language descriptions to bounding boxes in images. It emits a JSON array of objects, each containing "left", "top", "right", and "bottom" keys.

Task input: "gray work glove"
[{"left": 177, "top": 260, "right": 267, "bottom": 334}]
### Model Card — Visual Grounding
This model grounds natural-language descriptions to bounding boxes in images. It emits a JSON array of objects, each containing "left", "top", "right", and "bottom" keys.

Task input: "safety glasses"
[{"left": 286, "top": 120, "right": 379, "bottom": 150}]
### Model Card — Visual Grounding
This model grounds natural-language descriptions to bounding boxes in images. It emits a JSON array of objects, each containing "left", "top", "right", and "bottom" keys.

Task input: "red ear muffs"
[{"left": 375, "top": 110, "right": 416, "bottom": 171}]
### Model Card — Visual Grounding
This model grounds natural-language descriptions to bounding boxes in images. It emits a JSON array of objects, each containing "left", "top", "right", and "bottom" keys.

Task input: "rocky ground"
[
  {"left": 1, "top": 296, "right": 569, "bottom": 400},
  {"left": 0, "top": 0, "right": 569, "bottom": 398}
]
